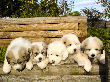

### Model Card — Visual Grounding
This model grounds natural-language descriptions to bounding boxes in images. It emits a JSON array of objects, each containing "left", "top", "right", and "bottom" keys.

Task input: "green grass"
[{"left": 0, "top": 45, "right": 7, "bottom": 63}]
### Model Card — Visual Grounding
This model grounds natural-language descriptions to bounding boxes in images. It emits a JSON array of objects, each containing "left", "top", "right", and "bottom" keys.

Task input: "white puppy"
[
  {"left": 81, "top": 37, "right": 105, "bottom": 64},
  {"left": 47, "top": 41, "right": 68, "bottom": 65},
  {"left": 3, "top": 37, "right": 31, "bottom": 74},
  {"left": 26, "top": 42, "right": 49, "bottom": 70},
  {"left": 61, "top": 33, "right": 81, "bottom": 54},
  {"left": 61, "top": 33, "right": 92, "bottom": 72}
]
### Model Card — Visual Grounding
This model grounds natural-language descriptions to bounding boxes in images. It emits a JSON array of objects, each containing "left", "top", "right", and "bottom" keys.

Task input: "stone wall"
[{"left": 0, "top": 55, "right": 107, "bottom": 82}]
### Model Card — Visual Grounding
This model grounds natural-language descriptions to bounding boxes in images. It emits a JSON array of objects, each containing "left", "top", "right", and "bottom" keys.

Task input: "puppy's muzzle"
[
  {"left": 91, "top": 54, "right": 95, "bottom": 57},
  {"left": 89, "top": 54, "right": 95, "bottom": 62},
  {"left": 49, "top": 60, "right": 55, "bottom": 64},
  {"left": 39, "top": 57, "right": 42, "bottom": 62},
  {"left": 74, "top": 49, "right": 77, "bottom": 52},
  {"left": 52, "top": 60, "right": 55, "bottom": 64}
]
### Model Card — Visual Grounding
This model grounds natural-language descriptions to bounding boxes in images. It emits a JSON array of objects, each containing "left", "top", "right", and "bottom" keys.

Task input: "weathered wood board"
[{"left": 0, "top": 16, "right": 87, "bottom": 46}]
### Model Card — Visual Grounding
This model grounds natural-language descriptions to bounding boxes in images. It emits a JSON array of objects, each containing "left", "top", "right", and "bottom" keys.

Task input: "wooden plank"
[
  {"left": 0, "top": 30, "right": 87, "bottom": 39},
  {"left": 106, "top": 21, "right": 110, "bottom": 28},
  {"left": 0, "top": 37, "right": 86, "bottom": 46},
  {"left": 0, "top": 38, "right": 61, "bottom": 46},
  {"left": 0, "top": 23, "right": 78, "bottom": 32},
  {"left": 0, "top": 16, "right": 87, "bottom": 25},
  {"left": 78, "top": 18, "right": 87, "bottom": 30}
]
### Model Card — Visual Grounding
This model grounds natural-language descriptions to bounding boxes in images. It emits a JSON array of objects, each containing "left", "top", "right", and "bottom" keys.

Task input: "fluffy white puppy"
[
  {"left": 3, "top": 37, "right": 31, "bottom": 74},
  {"left": 81, "top": 37, "right": 105, "bottom": 64},
  {"left": 61, "top": 33, "right": 92, "bottom": 72},
  {"left": 61, "top": 33, "right": 81, "bottom": 54},
  {"left": 47, "top": 41, "right": 68, "bottom": 65},
  {"left": 26, "top": 42, "right": 49, "bottom": 70}
]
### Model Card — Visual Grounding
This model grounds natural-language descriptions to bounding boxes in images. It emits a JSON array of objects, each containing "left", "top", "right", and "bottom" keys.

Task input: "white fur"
[
  {"left": 37, "top": 58, "right": 49, "bottom": 69},
  {"left": 47, "top": 41, "right": 68, "bottom": 65},
  {"left": 13, "top": 64, "right": 22, "bottom": 70},
  {"left": 26, "top": 42, "right": 48, "bottom": 70},
  {"left": 3, "top": 37, "right": 31, "bottom": 73},
  {"left": 73, "top": 52, "right": 92, "bottom": 72},
  {"left": 26, "top": 61, "right": 33, "bottom": 70},
  {"left": 61, "top": 33, "right": 81, "bottom": 54},
  {"left": 3, "top": 59, "right": 11, "bottom": 73},
  {"left": 6, "top": 37, "right": 31, "bottom": 56},
  {"left": 32, "top": 42, "right": 44, "bottom": 51},
  {"left": 61, "top": 33, "right": 92, "bottom": 72},
  {"left": 81, "top": 37, "right": 105, "bottom": 64}
]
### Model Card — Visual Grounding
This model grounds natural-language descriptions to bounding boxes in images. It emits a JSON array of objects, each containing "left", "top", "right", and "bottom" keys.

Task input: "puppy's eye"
[
  {"left": 22, "top": 56, "right": 25, "bottom": 58},
  {"left": 64, "top": 42, "right": 66, "bottom": 44},
  {"left": 69, "top": 44, "right": 72, "bottom": 46},
  {"left": 12, "top": 62, "right": 16, "bottom": 65},
  {"left": 18, "top": 61, "right": 22, "bottom": 64},
  {"left": 95, "top": 49, "right": 98, "bottom": 50},
  {"left": 87, "top": 49, "right": 90, "bottom": 51},
  {"left": 35, "top": 52, "right": 38, "bottom": 55},
  {"left": 56, "top": 55, "right": 59, "bottom": 57},
  {"left": 51, "top": 54, "right": 52, "bottom": 55},
  {"left": 41, "top": 51, "right": 44, "bottom": 54}
]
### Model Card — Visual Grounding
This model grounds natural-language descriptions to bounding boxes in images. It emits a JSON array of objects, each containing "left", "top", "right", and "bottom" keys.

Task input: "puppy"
[
  {"left": 61, "top": 33, "right": 81, "bottom": 54},
  {"left": 47, "top": 41, "right": 68, "bottom": 65},
  {"left": 26, "top": 42, "right": 48, "bottom": 70},
  {"left": 3, "top": 37, "right": 31, "bottom": 73},
  {"left": 81, "top": 37, "right": 105, "bottom": 64},
  {"left": 61, "top": 33, "right": 92, "bottom": 72}
]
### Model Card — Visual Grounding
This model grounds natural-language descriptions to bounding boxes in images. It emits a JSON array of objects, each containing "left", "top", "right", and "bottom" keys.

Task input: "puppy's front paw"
[
  {"left": 100, "top": 59, "right": 105, "bottom": 64},
  {"left": 26, "top": 62, "right": 33, "bottom": 70},
  {"left": 84, "top": 65, "right": 92, "bottom": 72},
  {"left": 37, "top": 59, "right": 49, "bottom": 69},
  {"left": 3, "top": 64, "right": 11, "bottom": 74},
  {"left": 99, "top": 54, "right": 105, "bottom": 64},
  {"left": 78, "top": 62, "right": 84, "bottom": 66}
]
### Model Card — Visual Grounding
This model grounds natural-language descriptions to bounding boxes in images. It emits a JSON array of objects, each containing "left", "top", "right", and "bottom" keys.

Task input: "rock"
[{"left": 0, "top": 75, "right": 104, "bottom": 82}]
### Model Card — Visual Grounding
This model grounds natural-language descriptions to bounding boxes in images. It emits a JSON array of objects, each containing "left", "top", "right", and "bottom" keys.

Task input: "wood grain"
[
  {"left": 0, "top": 23, "right": 78, "bottom": 32},
  {"left": 0, "top": 16, "right": 87, "bottom": 25},
  {"left": 0, "top": 30, "right": 87, "bottom": 39}
]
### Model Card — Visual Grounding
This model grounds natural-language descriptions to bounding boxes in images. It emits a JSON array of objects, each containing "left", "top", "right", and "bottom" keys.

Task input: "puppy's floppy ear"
[
  {"left": 31, "top": 45, "right": 39, "bottom": 54},
  {"left": 94, "top": 37, "right": 104, "bottom": 54},
  {"left": 81, "top": 48, "right": 85, "bottom": 53},
  {"left": 6, "top": 50, "right": 13, "bottom": 64},
  {"left": 28, "top": 48, "right": 32, "bottom": 54},
  {"left": 81, "top": 38, "right": 88, "bottom": 48},
  {"left": 46, "top": 50, "right": 49, "bottom": 57},
  {"left": 81, "top": 38, "right": 89, "bottom": 53},
  {"left": 27, "top": 48, "right": 32, "bottom": 60},
  {"left": 6, "top": 56, "right": 10, "bottom": 64},
  {"left": 42, "top": 42, "right": 48, "bottom": 56},
  {"left": 62, "top": 50, "right": 68, "bottom": 60},
  {"left": 94, "top": 37, "right": 103, "bottom": 48},
  {"left": 101, "top": 47, "right": 104, "bottom": 54},
  {"left": 45, "top": 47, "right": 48, "bottom": 56},
  {"left": 61, "top": 37, "right": 67, "bottom": 45}
]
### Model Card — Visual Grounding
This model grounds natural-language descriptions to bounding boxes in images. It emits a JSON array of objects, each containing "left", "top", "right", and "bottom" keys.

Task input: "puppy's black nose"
[
  {"left": 52, "top": 60, "right": 55, "bottom": 64},
  {"left": 39, "top": 57, "right": 42, "bottom": 61},
  {"left": 74, "top": 49, "right": 77, "bottom": 52},
  {"left": 91, "top": 54, "right": 95, "bottom": 57},
  {"left": 16, "top": 69, "right": 22, "bottom": 72}
]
